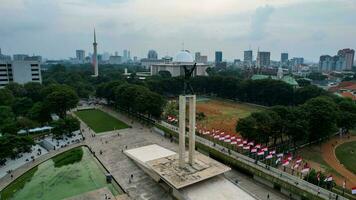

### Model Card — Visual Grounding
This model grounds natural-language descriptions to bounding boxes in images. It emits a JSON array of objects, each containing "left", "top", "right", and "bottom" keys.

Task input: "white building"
[
  {"left": 0, "top": 60, "right": 42, "bottom": 88},
  {"left": 150, "top": 50, "right": 209, "bottom": 77}
]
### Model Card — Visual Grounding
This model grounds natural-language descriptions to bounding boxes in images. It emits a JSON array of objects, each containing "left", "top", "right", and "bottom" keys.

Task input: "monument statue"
[{"left": 182, "top": 63, "right": 197, "bottom": 95}]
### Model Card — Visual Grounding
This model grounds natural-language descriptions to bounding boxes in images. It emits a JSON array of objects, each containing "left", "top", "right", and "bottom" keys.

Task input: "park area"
[
  {"left": 196, "top": 97, "right": 264, "bottom": 134},
  {"left": 75, "top": 109, "right": 129, "bottom": 133}
]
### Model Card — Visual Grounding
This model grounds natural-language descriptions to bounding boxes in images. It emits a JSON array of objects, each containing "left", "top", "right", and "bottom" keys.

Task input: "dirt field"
[
  {"left": 298, "top": 133, "right": 356, "bottom": 189},
  {"left": 196, "top": 98, "right": 264, "bottom": 134}
]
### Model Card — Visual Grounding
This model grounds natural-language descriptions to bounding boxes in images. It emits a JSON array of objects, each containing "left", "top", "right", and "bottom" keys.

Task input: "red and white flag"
[
  {"left": 238, "top": 143, "right": 244, "bottom": 147},
  {"left": 266, "top": 154, "right": 273, "bottom": 159},
  {"left": 255, "top": 144, "right": 261, "bottom": 149},
  {"left": 251, "top": 148, "right": 257, "bottom": 153},
  {"left": 243, "top": 145, "right": 250, "bottom": 150},
  {"left": 257, "top": 151, "right": 264, "bottom": 156},
  {"left": 301, "top": 167, "right": 310, "bottom": 173},
  {"left": 262, "top": 147, "right": 268, "bottom": 152},
  {"left": 287, "top": 155, "right": 293, "bottom": 161},
  {"left": 230, "top": 141, "right": 237, "bottom": 145},
  {"left": 277, "top": 153, "right": 284, "bottom": 158},
  {"left": 282, "top": 160, "right": 289, "bottom": 166},
  {"left": 269, "top": 150, "right": 276, "bottom": 155},
  {"left": 236, "top": 138, "right": 242, "bottom": 142},
  {"left": 351, "top": 187, "right": 356, "bottom": 195},
  {"left": 243, "top": 140, "right": 248, "bottom": 144},
  {"left": 293, "top": 163, "right": 299, "bottom": 169},
  {"left": 296, "top": 157, "right": 302, "bottom": 164},
  {"left": 248, "top": 141, "right": 254, "bottom": 146},
  {"left": 324, "top": 175, "right": 333, "bottom": 182}
]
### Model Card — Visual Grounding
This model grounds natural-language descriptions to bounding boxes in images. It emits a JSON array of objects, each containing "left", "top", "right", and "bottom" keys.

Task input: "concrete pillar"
[
  {"left": 179, "top": 95, "right": 186, "bottom": 168},
  {"left": 189, "top": 95, "right": 196, "bottom": 165}
]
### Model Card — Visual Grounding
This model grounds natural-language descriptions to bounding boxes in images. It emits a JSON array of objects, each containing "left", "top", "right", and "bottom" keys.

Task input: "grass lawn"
[
  {"left": 196, "top": 97, "right": 264, "bottom": 134},
  {"left": 335, "top": 141, "right": 356, "bottom": 174},
  {"left": 75, "top": 109, "right": 129, "bottom": 133}
]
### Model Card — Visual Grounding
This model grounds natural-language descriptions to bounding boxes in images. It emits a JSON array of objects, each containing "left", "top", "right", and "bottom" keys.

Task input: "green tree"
[
  {"left": 12, "top": 97, "right": 34, "bottom": 116},
  {"left": 0, "top": 89, "right": 15, "bottom": 106},
  {"left": 5, "top": 83, "right": 27, "bottom": 97},
  {"left": 0, "top": 106, "right": 16, "bottom": 134},
  {"left": 44, "top": 86, "right": 79, "bottom": 118},
  {"left": 28, "top": 102, "right": 50, "bottom": 123},
  {"left": 294, "top": 85, "right": 327, "bottom": 105},
  {"left": 24, "top": 82, "right": 44, "bottom": 102},
  {"left": 336, "top": 99, "right": 356, "bottom": 134},
  {"left": 302, "top": 97, "right": 339, "bottom": 141}
]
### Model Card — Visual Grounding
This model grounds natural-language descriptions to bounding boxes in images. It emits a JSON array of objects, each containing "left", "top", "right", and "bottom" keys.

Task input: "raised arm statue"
[{"left": 183, "top": 63, "right": 197, "bottom": 95}]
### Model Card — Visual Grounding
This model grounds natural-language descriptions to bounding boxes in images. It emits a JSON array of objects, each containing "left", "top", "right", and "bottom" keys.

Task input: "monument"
[
  {"left": 124, "top": 50, "right": 255, "bottom": 200},
  {"left": 179, "top": 62, "right": 197, "bottom": 167}
]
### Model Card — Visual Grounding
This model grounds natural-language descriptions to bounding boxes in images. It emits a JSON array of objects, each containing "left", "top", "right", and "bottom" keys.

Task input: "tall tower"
[{"left": 92, "top": 29, "right": 99, "bottom": 77}]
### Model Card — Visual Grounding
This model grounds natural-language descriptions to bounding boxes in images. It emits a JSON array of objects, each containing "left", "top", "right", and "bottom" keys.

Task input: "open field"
[
  {"left": 75, "top": 109, "right": 129, "bottom": 133},
  {"left": 196, "top": 98, "right": 264, "bottom": 134},
  {"left": 335, "top": 141, "right": 356, "bottom": 174}
]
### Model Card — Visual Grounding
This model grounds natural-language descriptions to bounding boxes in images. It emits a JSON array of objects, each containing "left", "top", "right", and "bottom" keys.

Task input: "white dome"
[{"left": 173, "top": 50, "right": 194, "bottom": 63}]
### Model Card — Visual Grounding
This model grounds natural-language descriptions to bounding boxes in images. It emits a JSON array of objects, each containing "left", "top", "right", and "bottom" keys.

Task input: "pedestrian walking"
[{"left": 267, "top": 193, "right": 270, "bottom": 199}]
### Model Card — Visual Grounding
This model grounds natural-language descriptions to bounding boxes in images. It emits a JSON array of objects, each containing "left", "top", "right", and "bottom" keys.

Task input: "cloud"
[{"left": 248, "top": 5, "right": 275, "bottom": 40}]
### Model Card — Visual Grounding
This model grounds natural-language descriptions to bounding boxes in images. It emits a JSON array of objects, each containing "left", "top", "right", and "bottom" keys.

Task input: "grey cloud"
[{"left": 249, "top": 5, "right": 275, "bottom": 40}]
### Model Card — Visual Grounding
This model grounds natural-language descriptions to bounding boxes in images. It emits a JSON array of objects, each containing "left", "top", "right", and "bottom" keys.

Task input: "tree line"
[
  {"left": 144, "top": 76, "right": 331, "bottom": 106},
  {"left": 96, "top": 81, "right": 166, "bottom": 118},
  {"left": 236, "top": 96, "right": 356, "bottom": 149}
]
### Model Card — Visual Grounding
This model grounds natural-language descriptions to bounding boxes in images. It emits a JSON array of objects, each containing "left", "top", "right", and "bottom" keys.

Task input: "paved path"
[
  {"left": 64, "top": 187, "right": 115, "bottom": 200},
  {"left": 225, "top": 170, "right": 287, "bottom": 200},
  {"left": 321, "top": 134, "right": 356, "bottom": 188}
]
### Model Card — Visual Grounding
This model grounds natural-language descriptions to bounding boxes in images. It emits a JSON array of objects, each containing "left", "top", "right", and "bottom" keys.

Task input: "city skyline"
[{"left": 0, "top": 0, "right": 355, "bottom": 61}]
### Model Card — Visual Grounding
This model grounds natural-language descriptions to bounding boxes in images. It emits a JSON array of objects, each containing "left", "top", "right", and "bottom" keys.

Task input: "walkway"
[{"left": 321, "top": 134, "right": 356, "bottom": 188}]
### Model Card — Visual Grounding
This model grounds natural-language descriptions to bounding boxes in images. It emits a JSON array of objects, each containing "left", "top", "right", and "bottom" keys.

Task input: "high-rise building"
[
  {"left": 13, "top": 54, "right": 29, "bottom": 61},
  {"left": 290, "top": 57, "right": 304, "bottom": 66},
  {"left": 337, "top": 48, "right": 354, "bottom": 70},
  {"left": 257, "top": 51, "right": 270, "bottom": 67},
  {"left": 0, "top": 60, "right": 42, "bottom": 88},
  {"left": 244, "top": 50, "right": 253, "bottom": 63},
  {"left": 195, "top": 52, "right": 208, "bottom": 63},
  {"left": 319, "top": 55, "right": 345, "bottom": 72},
  {"left": 123, "top": 49, "right": 128, "bottom": 60},
  {"left": 0, "top": 48, "right": 11, "bottom": 61},
  {"left": 215, "top": 51, "right": 222, "bottom": 64},
  {"left": 92, "top": 29, "right": 99, "bottom": 77},
  {"left": 195, "top": 52, "right": 201, "bottom": 62},
  {"left": 281, "top": 53, "right": 288, "bottom": 63},
  {"left": 76, "top": 50, "right": 85, "bottom": 62}
]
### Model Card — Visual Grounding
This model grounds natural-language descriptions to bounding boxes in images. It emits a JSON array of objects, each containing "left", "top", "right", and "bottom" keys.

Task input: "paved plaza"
[{"left": 0, "top": 105, "right": 288, "bottom": 200}]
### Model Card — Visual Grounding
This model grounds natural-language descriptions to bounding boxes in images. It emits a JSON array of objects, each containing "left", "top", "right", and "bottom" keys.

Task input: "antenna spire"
[{"left": 94, "top": 28, "right": 97, "bottom": 43}]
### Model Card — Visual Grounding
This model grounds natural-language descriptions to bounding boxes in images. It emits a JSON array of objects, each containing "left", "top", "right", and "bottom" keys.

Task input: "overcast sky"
[{"left": 0, "top": 0, "right": 355, "bottom": 62}]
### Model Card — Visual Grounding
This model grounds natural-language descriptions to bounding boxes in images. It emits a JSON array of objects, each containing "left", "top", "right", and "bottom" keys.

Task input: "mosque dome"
[
  {"left": 173, "top": 50, "right": 194, "bottom": 63},
  {"left": 147, "top": 50, "right": 158, "bottom": 60}
]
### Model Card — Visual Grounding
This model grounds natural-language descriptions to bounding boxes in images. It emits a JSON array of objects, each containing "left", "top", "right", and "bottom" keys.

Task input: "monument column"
[
  {"left": 188, "top": 95, "right": 196, "bottom": 165},
  {"left": 179, "top": 95, "right": 186, "bottom": 168}
]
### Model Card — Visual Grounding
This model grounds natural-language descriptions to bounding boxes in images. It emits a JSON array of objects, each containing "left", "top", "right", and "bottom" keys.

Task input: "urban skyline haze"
[{"left": 0, "top": 0, "right": 355, "bottom": 62}]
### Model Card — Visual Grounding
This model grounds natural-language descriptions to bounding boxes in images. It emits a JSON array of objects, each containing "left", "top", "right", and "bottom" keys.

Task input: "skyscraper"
[
  {"left": 76, "top": 50, "right": 85, "bottom": 63},
  {"left": 257, "top": 51, "right": 271, "bottom": 67},
  {"left": 92, "top": 29, "right": 99, "bottom": 77},
  {"left": 244, "top": 50, "right": 253, "bottom": 63},
  {"left": 337, "top": 48, "right": 354, "bottom": 70},
  {"left": 215, "top": 51, "right": 222, "bottom": 63},
  {"left": 281, "top": 53, "right": 288, "bottom": 63},
  {"left": 195, "top": 52, "right": 201, "bottom": 62}
]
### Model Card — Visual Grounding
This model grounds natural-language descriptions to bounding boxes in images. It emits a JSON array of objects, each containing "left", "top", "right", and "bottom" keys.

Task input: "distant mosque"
[{"left": 92, "top": 29, "right": 99, "bottom": 77}]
